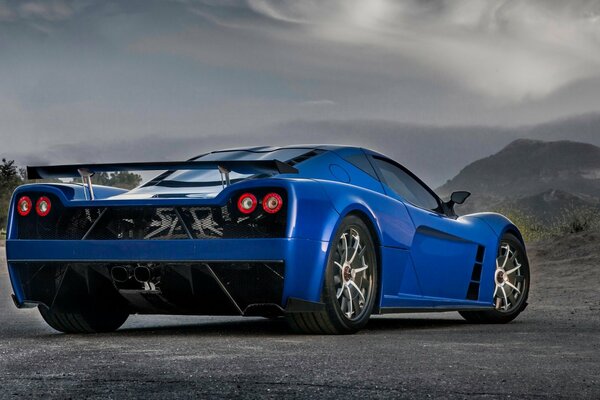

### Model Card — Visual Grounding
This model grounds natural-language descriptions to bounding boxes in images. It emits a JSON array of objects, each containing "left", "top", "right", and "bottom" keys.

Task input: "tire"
[
  {"left": 287, "top": 215, "right": 378, "bottom": 334},
  {"left": 39, "top": 306, "right": 129, "bottom": 334},
  {"left": 460, "top": 233, "right": 530, "bottom": 324}
]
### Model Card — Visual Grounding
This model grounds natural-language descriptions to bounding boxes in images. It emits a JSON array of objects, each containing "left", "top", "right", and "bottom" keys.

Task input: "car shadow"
[
  {"left": 365, "top": 316, "right": 468, "bottom": 331},
  {"left": 29, "top": 314, "right": 472, "bottom": 338},
  {"left": 104, "top": 314, "right": 470, "bottom": 337}
]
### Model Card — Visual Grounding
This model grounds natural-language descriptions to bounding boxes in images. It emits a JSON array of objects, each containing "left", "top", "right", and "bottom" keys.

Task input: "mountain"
[
  {"left": 438, "top": 139, "right": 600, "bottom": 221},
  {"left": 12, "top": 112, "right": 600, "bottom": 189}
]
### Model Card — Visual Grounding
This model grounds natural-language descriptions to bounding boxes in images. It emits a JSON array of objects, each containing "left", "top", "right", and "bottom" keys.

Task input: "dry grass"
[{"left": 497, "top": 206, "right": 600, "bottom": 242}]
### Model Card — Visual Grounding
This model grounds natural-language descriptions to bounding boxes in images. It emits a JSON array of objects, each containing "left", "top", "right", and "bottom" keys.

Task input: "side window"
[
  {"left": 342, "top": 151, "right": 378, "bottom": 179},
  {"left": 372, "top": 157, "right": 440, "bottom": 211}
]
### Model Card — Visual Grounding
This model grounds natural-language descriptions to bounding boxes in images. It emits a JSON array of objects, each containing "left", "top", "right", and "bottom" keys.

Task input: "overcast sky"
[{"left": 1, "top": 0, "right": 600, "bottom": 186}]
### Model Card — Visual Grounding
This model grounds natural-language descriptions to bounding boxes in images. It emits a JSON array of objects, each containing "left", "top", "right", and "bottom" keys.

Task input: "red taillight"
[
  {"left": 17, "top": 196, "right": 32, "bottom": 217},
  {"left": 262, "top": 193, "right": 283, "bottom": 214},
  {"left": 237, "top": 193, "right": 257, "bottom": 214},
  {"left": 36, "top": 196, "right": 51, "bottom": 217}
]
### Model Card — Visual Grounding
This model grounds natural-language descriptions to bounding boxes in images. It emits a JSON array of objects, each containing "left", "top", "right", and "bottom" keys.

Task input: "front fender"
[{"left": 465, "top": 212, "right": 525, "bottom": 246}]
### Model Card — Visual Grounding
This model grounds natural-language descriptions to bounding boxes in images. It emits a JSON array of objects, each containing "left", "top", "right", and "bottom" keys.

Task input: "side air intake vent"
[{"left": 466, "top": 245, "right": 485, "bottom": 301}]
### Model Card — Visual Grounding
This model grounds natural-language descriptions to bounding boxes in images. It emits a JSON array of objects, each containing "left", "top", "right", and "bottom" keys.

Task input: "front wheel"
[
  {"left": 287, "top": 216, "right": 378, "bottom": 334},
  {"left": 460, "top": 233, "right": 530, "bottom": 324}
]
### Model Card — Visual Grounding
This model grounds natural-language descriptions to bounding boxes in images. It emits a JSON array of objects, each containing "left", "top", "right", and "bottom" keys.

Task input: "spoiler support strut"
[
  {"left": 218, "top": 165, "right": 231, "bottom": 189},
  {"left": 77, "top": 168, "right": 95, "bottom": 200}
]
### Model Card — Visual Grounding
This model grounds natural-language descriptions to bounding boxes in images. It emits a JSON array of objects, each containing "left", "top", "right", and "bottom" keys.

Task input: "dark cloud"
[
  {"left": 0, "top": 0, "right": 599, "bottom": 185},
  {"left": 0, "top": 0, "right": 92, "bottom": 22}
]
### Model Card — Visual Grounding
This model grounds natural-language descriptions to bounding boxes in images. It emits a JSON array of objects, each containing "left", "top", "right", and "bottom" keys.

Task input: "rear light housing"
[
  {"left": 237, "top": 193, "right": 257, "bottom": 214},
  {"left": 36, "top": 196, "right": 52, "bottom": 217},
  {"left": 262, "top": 192, "right": 283, "bottom": 214},
  {"left": 17, "top": 196, "right": 32, "bottom": 217}
]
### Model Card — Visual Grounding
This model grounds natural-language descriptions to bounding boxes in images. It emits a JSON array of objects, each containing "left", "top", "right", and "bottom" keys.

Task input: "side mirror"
[
  {"left": 445, "top": 191, "right": 471, "bottom": 218},
  {"left": 450, "top": 191, "right": 471, "bottom": 205}
]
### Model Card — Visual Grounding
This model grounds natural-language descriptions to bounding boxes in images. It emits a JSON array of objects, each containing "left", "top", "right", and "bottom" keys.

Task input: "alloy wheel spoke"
[
  {"left": 505, "top": 280, "right": 520, "bottom": 293},
  {"left": 501, "top": 246, "right": 511, "bottom": 269},
  {"left": 346, "top": 285, "right": 353, "bottom": 317},
  {"left": 348, "top": 280, "right": 366, "bottom": 303},
  {"left": 353, "top": 264, "right": 369, "bottom": 274},
  {"left": 508, "top": 251, "right": 518, "bottom": 266},
  {"left": 358, "top": 245, "right": 367, "bottom": 259},
  {"left": 348, "top": 231, "right": 361, "bottom": 264},
  {"left": 336, "top": 285, "right": 344, "bottom": 299},
  {"left": 506, "top": 264, "right": 521, "bottom": 275},
  {"left": 334, "top": 261, "right": 344, "bottom": 271},
  {"left": 342, "top": 234, "right": 349, "bottom": 263},
  {"left": 501, "top": 286, "right": 509, "bottom": 310}
]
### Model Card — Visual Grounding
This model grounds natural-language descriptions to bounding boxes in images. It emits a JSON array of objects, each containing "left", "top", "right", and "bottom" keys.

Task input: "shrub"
[
  {"left": 494, "top": 206, "right": 600, "bottom": 243},
  {"left": 555, "top": 207, "right": 600, "bottom": 235}
]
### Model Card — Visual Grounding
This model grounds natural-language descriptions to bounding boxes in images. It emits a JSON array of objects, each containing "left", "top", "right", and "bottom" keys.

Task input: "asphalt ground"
[{"left": 0, "top": 240, "right": 598, "bottom": 399}]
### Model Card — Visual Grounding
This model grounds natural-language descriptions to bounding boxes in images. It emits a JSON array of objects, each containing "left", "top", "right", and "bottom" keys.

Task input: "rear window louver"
[{"left": 287, "top": 150, "right": 324, "bottom": 166}]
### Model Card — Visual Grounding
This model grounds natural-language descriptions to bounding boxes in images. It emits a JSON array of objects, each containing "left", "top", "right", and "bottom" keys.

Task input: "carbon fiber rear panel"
[
  {"left": 10, "top": 261, "right": 285, "bottom": 316},
  {"left": 16, "top": 189, "right": 287, "bottom": 240}
]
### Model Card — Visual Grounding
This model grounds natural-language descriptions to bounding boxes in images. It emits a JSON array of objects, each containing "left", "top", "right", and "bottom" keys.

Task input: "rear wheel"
[
  {"left": 39, "top": 306, "right": 129, "bottom": 334},
  {"left": 287, "top": 216, "right": 378, "bottom": 334},
  {"left": 460, "top": 233, "right": 530, "bottom": 323}
]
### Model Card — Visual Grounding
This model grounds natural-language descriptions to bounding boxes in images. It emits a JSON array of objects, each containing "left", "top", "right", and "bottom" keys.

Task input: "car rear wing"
[
  {"left": 26, "top": 160, "right": 298, "bottom": 200},
  {"left": 26, "top": 160, "right": 298, "bottom": 180}
]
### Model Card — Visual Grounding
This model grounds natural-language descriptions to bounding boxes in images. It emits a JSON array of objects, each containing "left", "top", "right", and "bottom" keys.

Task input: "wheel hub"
[
  {"left": 495, "top": 269, "right": 506, "bottom": 285},
  {"left": 343, "top": 264, "right": 352, "bottom": 281}
]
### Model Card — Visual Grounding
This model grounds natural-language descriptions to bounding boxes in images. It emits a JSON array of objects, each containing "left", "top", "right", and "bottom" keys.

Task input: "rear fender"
[
  {"left": 317, "top": 180, "right": 414, "bottom": 249},
  {"left": 315, "top": 180, "right": 418, "bottom": 310}
]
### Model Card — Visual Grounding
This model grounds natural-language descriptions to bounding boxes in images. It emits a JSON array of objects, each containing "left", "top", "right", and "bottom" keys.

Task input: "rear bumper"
[{"left": 6, "top": 238, "right": 329, "bottom": 315}]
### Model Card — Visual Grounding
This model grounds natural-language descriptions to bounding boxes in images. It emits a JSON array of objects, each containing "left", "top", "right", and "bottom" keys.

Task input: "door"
[{"left": 371, "top": 156, "right": 482, "bottom": 303}]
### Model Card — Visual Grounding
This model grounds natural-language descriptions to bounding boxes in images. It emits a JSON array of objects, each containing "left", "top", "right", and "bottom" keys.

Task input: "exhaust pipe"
[
  {"left": 111, "top": 266, "right": 132, "bottom": 283},
  {"left": 134, "top": 265, "right": 154, "bottom": 283}
]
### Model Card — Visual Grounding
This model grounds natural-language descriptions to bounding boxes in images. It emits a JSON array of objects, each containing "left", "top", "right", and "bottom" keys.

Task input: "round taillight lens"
[
  {"left": 36, "top": 196, "right": 52, "bottom": 217},
  {"left": 17, "top": 196, "right": 32, "bottom": 217},
  {"left": 262, "top": 193, "right": 283, "bottom": 214},
  {"left": 237, "top": 193, "right": 257, "bottom": 214}
]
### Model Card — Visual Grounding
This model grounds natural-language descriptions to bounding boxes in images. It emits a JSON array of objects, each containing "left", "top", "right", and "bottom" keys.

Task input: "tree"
[
  {"left": 0, "top": 158, "right": 20, "bottom": 185},
  {"left": 0, "top": 159, "right": 23, "bottom": 230},
  {"left": 92, "top": 172, "right": 142, "bottom": 189}
]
